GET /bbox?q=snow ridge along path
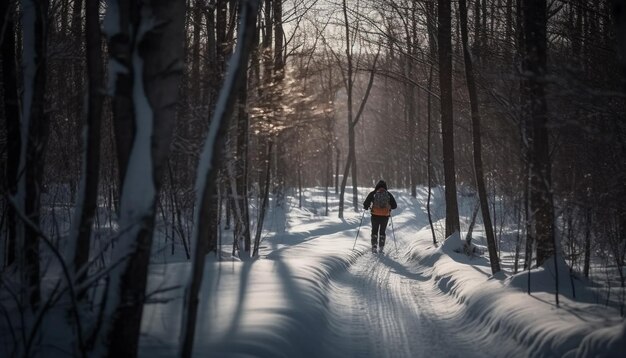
[323,252,516,358]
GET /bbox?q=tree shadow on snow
[378,254,430,282]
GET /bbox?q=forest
[1,0,625,357]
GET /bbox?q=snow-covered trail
[315,189,524,357]
[322,231,520,358]
[139,189,525,357]
[325,252,451,357]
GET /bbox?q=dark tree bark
[73,0,104,290]
[253,142,272,256]
[458,0,501,273]
[204,0,220,254]
[474,0,481,57]
[191,0,202,104]
[426,65,437,246]
[235,58,251,257]
[71,0,83,36]
[274,0,284,79]
[338,0,356,218]
[335,147,340,194]
[438,0,461,238]
[263,0,272,80]
[1,0,20,267]
[20,0,50,309]
[204,0,218,109]
[406,3,418,198]
[505,0,513,56]
[522,0,555,266]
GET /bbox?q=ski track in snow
[322,249,519,358]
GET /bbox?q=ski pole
[352,210,367,251]
[390,214,398,253]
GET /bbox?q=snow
[139,187,625,357]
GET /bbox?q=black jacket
[363,181,397,216]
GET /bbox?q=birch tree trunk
[97,1,185,356]
[180,2,259,356]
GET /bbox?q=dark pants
[371,215,389,248]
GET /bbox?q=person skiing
[363,180,397,253]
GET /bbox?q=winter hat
[375,180,387,190]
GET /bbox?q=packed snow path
[325,253,468,357]
[322,244,520,357]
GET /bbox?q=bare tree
[18,0,50,309]
[1,0,20,267]
[457,0,500,273]
[336,0,380,218]
[522,0,555,266]
[73,0,104,289]
[437,0,461,239]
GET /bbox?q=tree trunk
[458,0,501,273]
[337,0,358,215]
[19,0,50,309]
[1,0,19,267]
[338,148,352,219]
[505,0,513,56]
[464,202,480,244]
[235,58,251,257]
[335,147,340,194]
[326,139,331,216]
[438,0,461,239]
[204,0,218,109]
[426,65,437,246]
[522,0,555,267]
[514,197,522,273]
[583,207,591,277]
[405,34,417,198]
[98,1,185,356]
[191,0,202,104]
[274,0,284,79]
[298,150,303,208]
[474,0,481,57]
[73,0,104,290]
[253,141,272,256]
[180,2,259,356]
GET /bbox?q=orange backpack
[371,188,391,216]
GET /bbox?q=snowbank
[408,225,625,358]
[141,203,367,357]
